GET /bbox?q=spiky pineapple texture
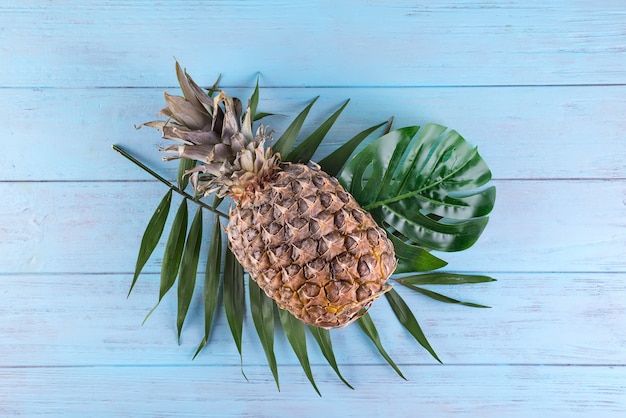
[227,162,395,328]
[142,64,396,328]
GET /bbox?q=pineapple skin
[227,163,396,329]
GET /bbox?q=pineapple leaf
[384,288,442,363]
[176,207,203,343]
[356,313,406,380]
[176,61,205,112]
[399,272,496,285]
[177,158,196,191]
[129,189,172,297]
[278,309,321,396]
[308,326,354,390]
[224,246,246,374]
[194,213,223,359]
[387,233,448,274]
[249,279,279,390]
[398,282,491,308]
[318,121,388,177]
[242,77,260,141]
[164,92,207,131]
[206,73,222,98]
[340,124,496,253]
[272,96,319,158]
[248,76,260,122]
[284,99,349,164]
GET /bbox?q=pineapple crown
[142,63,279,200]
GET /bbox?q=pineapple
[144,64,396,328]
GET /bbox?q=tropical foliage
[114,77,496,394]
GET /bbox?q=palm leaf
[385,288,441,363]
[129,189,172,296]
[356,313,405,380]
[159,199,188,300]
[308,326,354,389]
[272,96,319,158]
[400,284,491,308]
[284,100,349,163]
[278,309,321,396]
[398,272,496,285]
[142,198,188,324]
[223,246,246,375]
[318,121,388,177]
[340,124,495,255]
[176,206,203,342]
[249,279,279,390]
[194,214,223,359]
[177,158,196,191]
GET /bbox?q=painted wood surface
[1,1,625,417]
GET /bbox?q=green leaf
[224,247,246,371]
[340,124,495,253]
[285,99,349,163]
[340,126,417,203]
[177,158,196,191]
[159,199,188,300]
[384,288,441,363]
[253,111,274,122]
[248,76,260,121]
[176,207,203,343]
[374,204,489,252]
[129,190,172,297]
[207,74,222,97]
[193,214,223,359]
[272,96,319,158]
[242,77,260,141]
[387,233,448,274]
[399,272,496,285]
[143,198,188,324]
[398,282,491,308]
[278,309,321,396]
[308,326,354,390]
[318,121,388,177]
[356,313,406,380]
[249,279,279,390]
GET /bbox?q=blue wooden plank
[1,365,624,417]
[1,0,624,416]
[0,181,623,274]
[0,273,624,367]
[2,86,626,181]
[1,1,625,87]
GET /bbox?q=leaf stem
[112,144,229,218]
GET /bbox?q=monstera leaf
[339,124,495,264]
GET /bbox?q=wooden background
[1,1,625,416]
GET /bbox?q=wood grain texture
[0,273,624,367]
[1,366,624,417]
[0,180,623,274]
[1,1,625,87]
[1,0,625,416]
[3,86,626,181]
